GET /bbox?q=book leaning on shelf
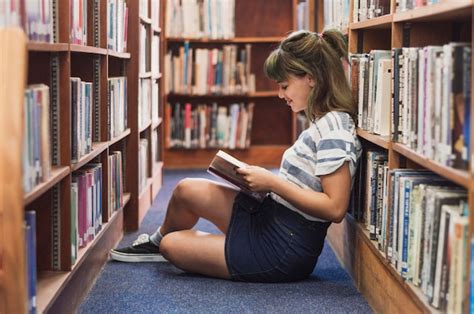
[207,150,266,202]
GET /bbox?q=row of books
[165,0,235,39]
[349,43,472,170]
[71,163,103,257]
[164,43,256,96]
[138,138,148,193]
[71,78,93,163]
[354,150,469,312]
[353,0,390,23]
[139,78,152,130]
[23,84,52,194]
[70,0,88,45]
[151,129,160,175]
[323,0,350,32]
[392,44,471,170]
[108,151,124,219]
[108,77,128,140]
[139,78,161,131]
[0,0,55,42]
[349,50,391,137]
[150,0,160,31]
[107,0,128,53]
[395,0,440,13]
[296,1,310,31]
[24,211,37,314]
[165,102,254,150]
[139,23,150,74]
[24,156,123,313]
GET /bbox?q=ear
[307,75,315,88]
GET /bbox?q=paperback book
[207,150,266,202]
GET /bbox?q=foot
[109,233,167,262]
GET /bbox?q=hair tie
[316,32,324,40]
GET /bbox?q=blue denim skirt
[225,192,331,283]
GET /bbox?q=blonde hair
[264,29,356,123]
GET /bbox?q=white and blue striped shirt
[271,111,362,222]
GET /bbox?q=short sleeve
[314,129,358,176]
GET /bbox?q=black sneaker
[109,233,166,262]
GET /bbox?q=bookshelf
[314,0,474,312]
[162,0,298,168]
[0,0,163,312]
[0,27,28,314]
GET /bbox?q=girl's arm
[236,162,351,223]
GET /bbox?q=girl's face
[277,74,314,112]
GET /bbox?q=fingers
[235,166,250,175]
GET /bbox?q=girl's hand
[236,166,276,192]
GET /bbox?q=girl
[110,29,362,283]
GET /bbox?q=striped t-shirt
[271,111,362,222]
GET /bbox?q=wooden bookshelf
[320,1,474,313]
[124,0,164,231]
[24,166,70,206]
[1,0,164,311]
[356,128,391,149]
[350,14,393,30]
[163,0,297,168]
[166,36,285,43]
[0,27,28,314]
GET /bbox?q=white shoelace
[132,233,150,246]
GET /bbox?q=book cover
[207,150,266,202]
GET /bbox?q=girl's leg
[158,178,239,279]
[160,230,230,279]
[160,178,239,235]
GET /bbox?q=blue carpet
[79,169,372,313]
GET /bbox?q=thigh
[174,178,239,233]
[160,230,230,279]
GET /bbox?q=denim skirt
[225,192,331,283]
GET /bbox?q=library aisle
[79,169,371,313]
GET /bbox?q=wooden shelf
[356,128,390,149]
[24,166,70,205]
[139,72,152,78]
[140,15,152,25]
[166,36,284,43]
[108,128,131,146]
[355,220,434,312]
[107,50,131,59]
[350,14,393,29]
[139,121,152,133]
[393,1,472,22]
[327,215,433,313]
[37,204,125,313]
[152,118,163,130]
[27,42,69,52]
[69,44,107,55]
[167,91,279,99]
[392,143,471,188]
[71,142,109,172]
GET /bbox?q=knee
[159,232,182,264]
[172,178,207,204]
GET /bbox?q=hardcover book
[207,150,266,202]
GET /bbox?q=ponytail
[320,29,348,62]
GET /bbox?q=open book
[207,150,267,202]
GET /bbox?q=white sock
[149,226,163,247]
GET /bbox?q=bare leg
[158,178,239,279]
[160,178,238,235]
[160,230,230,279]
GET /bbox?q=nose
[278,87,285,99]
